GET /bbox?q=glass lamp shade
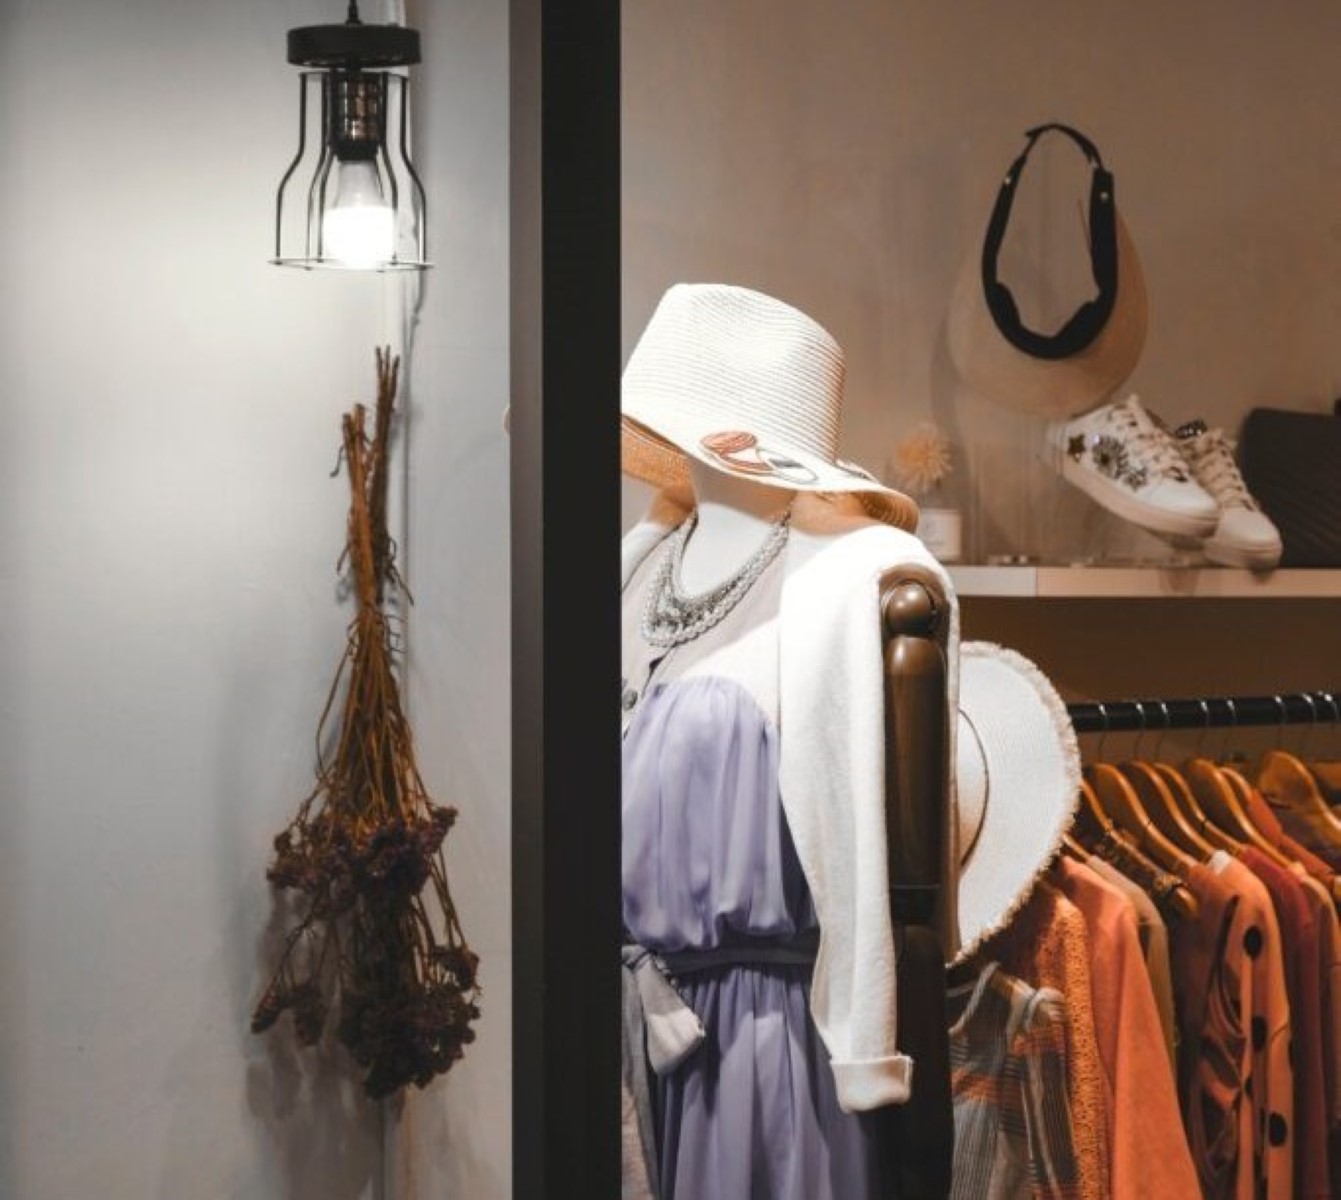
[323,160,396,268]
[273,69,428,271]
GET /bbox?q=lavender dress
[622,537,882,1200]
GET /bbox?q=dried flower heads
[890,421,954,498]
[252,348,480,1099]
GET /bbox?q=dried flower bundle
[252,348,480,1099]
[890,421,954,498]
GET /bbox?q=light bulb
[322,160,395,268]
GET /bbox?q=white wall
[389,1,512,1198]
[0,2,510,1198]
[622,0,1341,564]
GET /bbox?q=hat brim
[622,413,920,533]
[952,641,1081,964]
[947,214,1148,420]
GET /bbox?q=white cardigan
[622,493,960,1113]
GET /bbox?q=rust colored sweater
[1053,858,1199,1200]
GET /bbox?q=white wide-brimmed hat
[953,640,1081,962]
[622,283,920,532]
[947,125,1148,420]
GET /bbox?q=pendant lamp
[273,2,429,271]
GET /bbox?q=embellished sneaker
[1173,420,1283,569]
[1047,395,1221,539]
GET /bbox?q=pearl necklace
[641,509,791,648]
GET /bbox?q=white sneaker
[1172,420,1283,569]
[1047,395,1221,539]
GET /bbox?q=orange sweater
[1054,858,1200,1200]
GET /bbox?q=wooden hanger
[1061,831,1089,862]
[1168,698,1285,864]
[1075,709,1198,918]
[1201,694,1341,890]
[1182,755,1284,860]
[1121,759,1216,859]
[1217,748,1263,814]
[1219,761,1296,868]
[1115,700,1217,858]
[1258,695,1341,838]
[1258,747,1341,841]
[1308,760,1341,805]
[1303,692,1341,803]
[1205,697,1249,815]
[1142,702,1244,852]
[1153,762,1241,856]
[1086,761,1197,878]
[1291,691,1341,807]
[1218,761,1252,804]
[1074,776,1116,846]
[1073,806,1198,921]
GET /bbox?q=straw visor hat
[953,641,1081,963]
[947,126,1148,420]
[622,283,919,532]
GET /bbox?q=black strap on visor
[980,122,1119,361]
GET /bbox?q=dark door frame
[510,1,621,1196]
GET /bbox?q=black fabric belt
[655,930,820,976]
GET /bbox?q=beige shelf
[948,564,1341,600]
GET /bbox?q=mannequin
[681,461,954,956]
[622,474,954,1199]
[678,461,794,594]
[619,281,956,1200]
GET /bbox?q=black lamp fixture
[273,2,429,271]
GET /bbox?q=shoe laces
[1105,396,1191,481]
[1176,423,1256,509]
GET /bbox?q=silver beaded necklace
[641,508,791,648]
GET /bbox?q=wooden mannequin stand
[880,571,954,1200]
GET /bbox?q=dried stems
[252,347,480,1099]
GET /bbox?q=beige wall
[623,0,1341,704]
[623,0,1341,564]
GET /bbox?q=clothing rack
[1067,689,1341,734]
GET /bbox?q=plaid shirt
[950,962,1084,1200]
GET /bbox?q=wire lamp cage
[273,2,429,271]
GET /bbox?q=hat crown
[623,283,844,463]
[621,283,920,532]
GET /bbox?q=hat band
[956,710,989,865]
[981,122,1119,361]
[699,431,821,486]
